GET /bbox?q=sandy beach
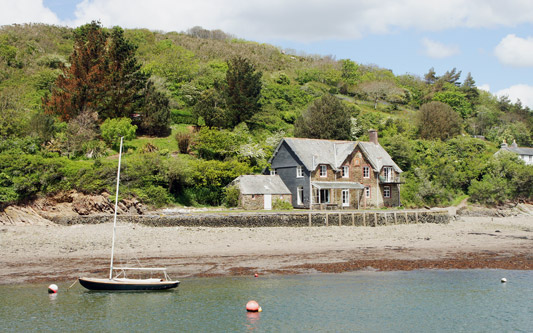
[1,214,532,284]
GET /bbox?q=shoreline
[1,216,532,284]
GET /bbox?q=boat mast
[109,137,124,280]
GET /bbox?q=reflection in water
[245,311,261,330]
[1,270,532,332]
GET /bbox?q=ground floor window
[384,186,390,198]
[314,188,330,203]
[365,186,370,198]
[297,186,304,205]
[320,189,330,203]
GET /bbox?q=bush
[170,109,196,125]
[272,199,293,210]
[176,132,191,154]
[469,176,511,206]
[133,185,170,208]
[100,118,137,149]
[224,185,240,207]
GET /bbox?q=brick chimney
[368,129,378,145]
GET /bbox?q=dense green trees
[224,56,262,127]
[469,152,533,205]
[418,101,462,140]
[294,94,352,140]
[42,21,169,136]
[1,23,532,209]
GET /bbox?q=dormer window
[341,166,349,178]
[320,165,327,177]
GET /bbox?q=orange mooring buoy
[246,300,261,312]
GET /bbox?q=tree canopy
[294,94,351,140]
[418,101,462,140]
[224,56,262,127]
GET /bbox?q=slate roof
[232,175,291,195]
[358,142,403,173]
[274,137,402,173]
[282,138,356,171]
[500,146,533,156]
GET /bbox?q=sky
[2,0,533,108]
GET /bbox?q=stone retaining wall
[51,210,450,227]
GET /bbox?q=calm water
[1,270,531,332]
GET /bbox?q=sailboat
[79,137,179,291]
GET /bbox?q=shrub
[272,199,293,210]
[133,185,170,208]
[100,117,137,149]
[224,185,240,207]
[170,109,196,125]
[175,132,191,154]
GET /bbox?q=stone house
[267,130,403,209]
[230,175,292,210]
[497,140,533,165]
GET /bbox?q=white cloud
[478,84,491,92]
[421,38,460,58]
[58,0,533,42]
[0,0,59,26]
[494,34,533,67]
[4,1,533,42]
[496,84,533,108]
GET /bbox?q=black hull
[79,278,179,291]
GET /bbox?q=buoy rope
[66,279,78,291]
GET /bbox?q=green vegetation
[1,23,532,209]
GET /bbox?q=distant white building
[498,140,533,165]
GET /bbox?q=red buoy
[254,273,258,278]
[48,284,58,294]
[246,300,260,312]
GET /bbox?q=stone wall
[51,210,450,227]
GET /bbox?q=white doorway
[342,189,349,207]
[264,194,272,210]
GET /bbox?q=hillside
[0,23,532,209]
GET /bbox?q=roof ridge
[284,137,355,144]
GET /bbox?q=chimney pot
[501,140,508,148]
[369,129,378,145]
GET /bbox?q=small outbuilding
[497,140,533,165]
[230,175,292,210]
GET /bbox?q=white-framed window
[320,165,327,177]
[384,186,390,198]
[296,165,303,178]
[270,169,277,175]
[319,189,330,203]
[365,186,370,198]
[363,166,370,178]
[297,186,304,205]
[342,189,349,206]
[341,166,349,178]
[383,167,393,182]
